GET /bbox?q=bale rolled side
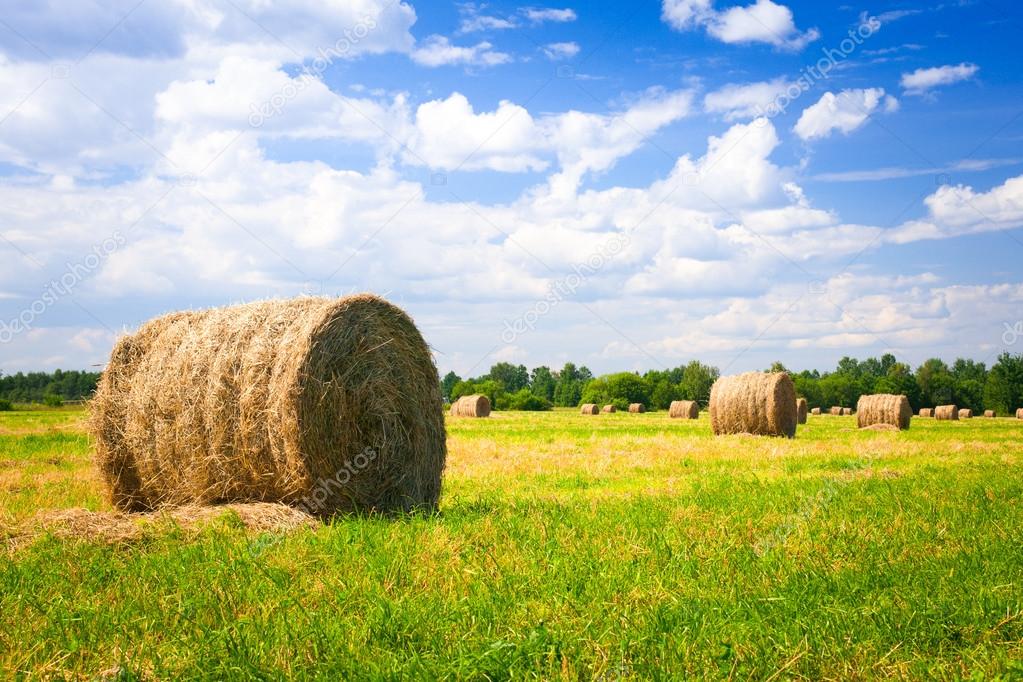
[580,403,599,415]
[984,410,995,418]
[934,405,959,420]
[450,394,491,418]
[796,398,808,424]
[91,295,446,516]
[958,408,973,419]
[628,403,645,413]
[856,394,911,431]
[669,400,699,419]
[919,408,933,418]
[601,404,617,413]
[709,372,797,438]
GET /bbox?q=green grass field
[2,407,1022,679]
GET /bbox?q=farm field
[2,406,1022,679]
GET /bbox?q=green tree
[529,366,556,402]
[581,372,652,410]
[500,388,552,411]
[916,358,954,407]
[984,353,1023,415]
[679,361,719,406]
[874,362,921,409]
[440,371,461,401]
[486,362,529,392]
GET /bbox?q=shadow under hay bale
[450,394,491,418]
[709,371,797,438]
[91,295,446,517]
[796,398,808,424]
[919,408,933,418]
[934,405,959,420]
[628,403,645,413]
[601,405,616,413]
[580,403,599,415]
[669,400,698,419]
[856,394,911,431]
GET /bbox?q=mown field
[1,406,1022,679]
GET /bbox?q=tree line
[442,353,1023,415]
[0,370,101,404]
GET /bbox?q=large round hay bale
[580,403,599,415]
[810,407,821,415]
[934,404,959,420]
[450,394,491,418]
[984,410,995,418]
[830,406,842,416]
[856,394,911,431]
[796,398,808,424]
[628,403,645,413]
[91,295,446,516]
[601,404,616,413]
[709,372,797,438]
[919,408,933,418]
[669,400,699,419]
[958,408,973,419]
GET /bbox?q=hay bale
[919,408,933,418]
[984,410,995,418]
[628,403,645,413]
[1017,408,1023,420]
[856,394,911,431]
[450,394,491,418]
[796,398,808,424]
[580,403,599,415]
[91,295,446,516]
[830,406,842,416]
[709,372,797,438]
[601,404,616,413]
[934,404,959,420]
[842,407,853,416]
[810,407,821,415]
[669,400,699,419]
[958,408,973,419]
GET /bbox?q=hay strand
[856,394,911,431]
[709,372,797,438]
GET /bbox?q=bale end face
[709,372,797,438]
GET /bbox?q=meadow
[1,406,1022,679]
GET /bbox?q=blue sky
[1,0,1022,377]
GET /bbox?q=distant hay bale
[628,403,645,413]
[601,404,616,413]
[856,394,911,431]
[450,394,491,418]
[669,400,699,419]
[958,408,973,419]
[796,398,807,424]
[580,403,599,415]
[1017,408,1023,420]
[810,407,821,415]
[919,408,933,418]
[842,407,853,416]
[934,405,959,420]
[90,295,446,517]
[984,410,995,418]
[830,406,842,416]
[709,372,797,438]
